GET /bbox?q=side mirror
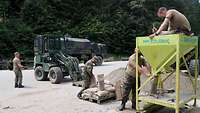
[47,57,52,61]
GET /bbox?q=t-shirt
[125,54,147,77]
[166,9,191,31]
[12,57,21,71]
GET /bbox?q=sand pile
[105,68,200,113]
[140,71,200,97]
[105,68,200,96]
[104,68,125,86]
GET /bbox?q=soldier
[150,7,192,37]
[13,52,24,88]
[77,56,98,98]
[118,49,150,111]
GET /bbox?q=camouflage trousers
[77,71,96,99]
[83,72,91,89]
[83,68,96,88]
[121,72,140,108]
[14,70,23,85]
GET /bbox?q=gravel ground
[0,61,199,113]
[0,61,128,113]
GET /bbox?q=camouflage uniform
[13,57,23,87]
[83,59,96,88]
[121,54,147,109]
[77,59,96,98]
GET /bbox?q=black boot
[77,91,82,99]
[15,83,18,88]
[18,84,24,88]
[118,102,126,111]
[77,88,85,99]
[132,104,136,110]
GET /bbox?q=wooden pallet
[81,86,116,104]
[82,96,116,104]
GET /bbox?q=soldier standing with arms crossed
[13,52,24,88]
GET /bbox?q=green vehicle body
[34,35,82,84]
[64,36,107,65]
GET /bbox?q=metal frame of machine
[136,34,198,113]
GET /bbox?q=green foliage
[0,18,34,58]
[0,0,200,58]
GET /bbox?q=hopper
[137,34,198,70]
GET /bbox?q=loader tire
[95,56,103,66]
[49,67,63,84]
[34,66,48,81]
[189,59,200,77]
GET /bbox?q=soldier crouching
[77,56,98,98]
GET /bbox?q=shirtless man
[150,7,191,37]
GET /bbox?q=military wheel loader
[34,35,83,84]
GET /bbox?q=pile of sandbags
[104,68,126,100]
[81,68,126,103]
[81,84,115,103]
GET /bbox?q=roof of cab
[65,37,90,43]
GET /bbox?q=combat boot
[77,92,82,99]
[18,84,24,88]
[118,102,126,111]
[132,100,136,110]
[132,104,136,110]
[14,83,18,88]
[77,88,85,99]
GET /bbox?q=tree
[0,0,199,58]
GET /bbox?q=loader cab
[34,35,43,55]
[34,35,63,70]
[34,35,62,54]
